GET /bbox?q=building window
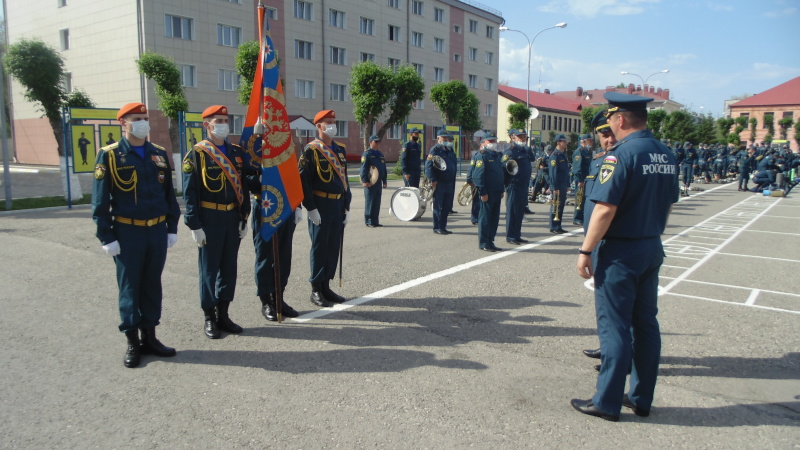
[388,58,400,71]
[485,78,493,90]
[334,120,348,138]
[388,0,400,8]
[547,116,552,130]
[434,7,444,22]
[265,7,278,19]
[329,9,345,28]
[330,83,347,102]
[412,0,423,15]
[295,40,313,60]
[434,67,444,82]
[469,19,478,33]
[485,104,493,117]
[217,24,241,47]
[413,63,424,77]
[360,52,375,62]
[453,24,461,33]
[468,47,477,61]
[295,79,315,98]
[388,124,402,139]
[412,31,423,48]
[59,28,70,50]
[453,53,461,62]
[330,46,346,65]
[388,25,401,42]
[468,74,477,88]
[486,25,494,39]
[61,72,72,93]
[360,17,374,35]
[433,37,444,53]
[413,99,425,110]
[294,0,312,20]
[165,14,193,40]
[228,114,244,135]
[180,65,196,88]
[485,51,494,65]
[218,69,240,91]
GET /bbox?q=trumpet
[552,190,561,222]
[432,155,447,171]
[420,176,435,202]
[457,182,477,206]
[575,184,585,211]
[505,159,519,175]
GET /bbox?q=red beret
[117,102,147,120]
[313,110,335,124]
[202,105,229,118]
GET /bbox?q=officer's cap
[508,128,517,136]
[554,134,567,142]
[544,144,553,152]
[482,134,497,142]
[408,127,421,134]
[202,105,228,119]
[591,109,611,134]
[436,129,452,138]
[603,92,653,115]
[514,129,528,137]
[313,109,336,124]
[580,134,592,140]
[684,141,692,147]
[369,134,381,142]
[117,102,147,120]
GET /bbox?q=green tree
[795,120,800,146]
[235,40,260,106]
[662,111,695,143]
[4,38,68,156]
[748,117,758,142]
[507,102,530,134]
[457,91,482,155]
[694,114,716,144]
[65,89,95,108]
[349,61,425,148]
[430,80,470,125]
[763,113,775,137]
[615,82,627,88]
[580,106,598,134]
[778,116,794,140]
[136,52,189,152]
[716,117,734,141]
[647,109,667,139]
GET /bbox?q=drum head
[391,187,423,221]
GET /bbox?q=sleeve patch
[599,164,615,184]
[182,159,194,173]
[94,164,106,180]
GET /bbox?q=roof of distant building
[499,85,582,115]
[730,76,800,108]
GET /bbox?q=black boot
[203,308,220,339]
[310,282,333,307]
[322,280,346,304]
[217,301,243,333]
[140,327,176,357]
[123,330,141,368]
[260,294,278,322]
[279,291,300,318]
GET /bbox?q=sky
[492,0,800,117]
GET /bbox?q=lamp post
[500,22,567,138]
[620,69,669,91]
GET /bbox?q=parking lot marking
[745,230,800,237]
[668,292,800,315]
[745,289,761,306]
[717,252,800,264]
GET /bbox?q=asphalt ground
[0,172,798,448]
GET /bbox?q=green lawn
[0,194,92,211]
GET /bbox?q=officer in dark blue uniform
[738,146,757,191]
[572,92,679,422]
[504,130,533,244]
[680,141,697,196]
[572,134,593,226]
[400,127,423,188]
[299,110,352,308]
[183,105,250,339]
[360,135,388,227]
[425,129,457,234]
[472,135,504,251]
[531,145,552,200]
[548,134,570,234]
[466,144,481,226]
[92,102,181,368]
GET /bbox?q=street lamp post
[500,22,567,138]
[620,69,670,91]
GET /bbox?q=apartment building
[6,0,503,164]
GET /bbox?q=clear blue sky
[492,0,799,116]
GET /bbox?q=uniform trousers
[363,184,382,225]
[591,237,663,415]
[307,195,344,283]
[253,214,296,297]
[470,191,480,224]
[680,163,694,186]
[196,210,241,310]
[404,172,420,188]
[478,192,502,248]
[431,181,455,231]
[549,186,568,231]
[114,222,168,332]
[505,184,526,239]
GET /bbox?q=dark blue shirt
[359,148,387,184]
[503,143,533,188]
[469,149,504,195]
[399,140,422,175]
[424,144,457,183]
[548,149,570,189]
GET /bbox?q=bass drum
[390,187,426,221]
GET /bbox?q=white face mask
[210,123,229,140]
[129,120,150,139]
[485,143,497,151]
[323,124,337,137]
[442,141,453,149]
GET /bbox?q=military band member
[183,105,250,339]
[473,135,505,251]
[572,134,593,226]
[548,134,570,234]
[531,145,552,200]
[466,154,480,226]
[504,130,533,244]
[680,141,697,196]
[92,102,180,368]
[360,135,388,227]
[299,110,352,308]
[425,129,457,235]
[400,127,423,187]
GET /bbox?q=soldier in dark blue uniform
[400,127,423,188]
[92,102,180,368]
[425,129,457,235]
[572,134,593,226]
[503,130,533,244]
[548,134,570,234]
[183,105,250,339]
[466,144,481,226]
[360,135,388,227]
[572,93,679,422]
[472,135,504,251]
[680,141,697,196]
[738,146,757,191]
[299,110,352,308]
[531,145,552,200]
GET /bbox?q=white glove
[294,208,303,225]
[238,221,248,239]
[308,209,321,226]
[167,233,178,248]
[191,228,207,247]
[343,210,350,226]
[102,241,121,257]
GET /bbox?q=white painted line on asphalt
[717,252,800,264]
[678,279,800,298]
[294,229,581,322]
[745,230,800,236]
[662,264,690,269]
[676,183,733,202]
[745,289,761,306]
[760,215,799,220]
[665,292,800,315]
[664,255,702,260]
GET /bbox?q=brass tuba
[457,182,477,206]
[420,176,435,202]
[505,159,519,175]
[432,154,447,171]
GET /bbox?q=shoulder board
[152,143,166,151]
[228,142,244,151]
[334,141,346,150]
[100,142,119,152]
